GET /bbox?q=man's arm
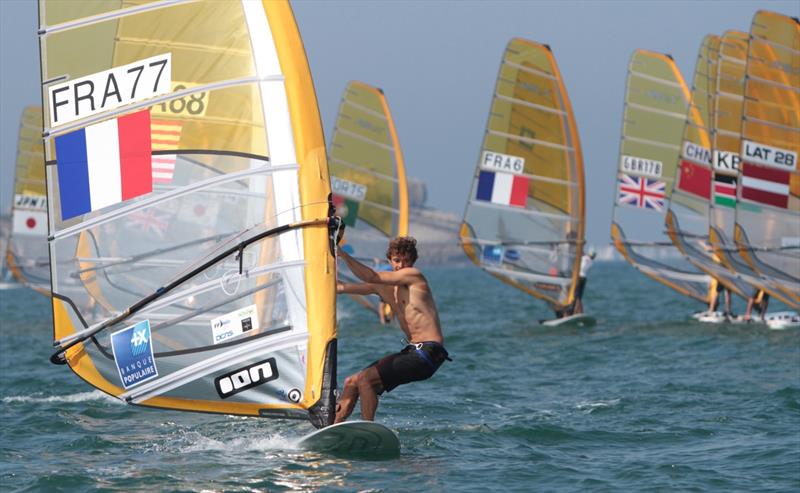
[337,282,379,296]
[339,248,421,286]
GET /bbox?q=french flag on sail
[55,110,152,220]
[475,171,528,208]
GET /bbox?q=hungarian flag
[677,160,711,199]
[713,174,737,208]
[741,163,790,209]
[333,194,359,227]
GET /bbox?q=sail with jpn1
[611,49,711,304]
[460,38,586,316]
[40,0,340,428]
[6,106,50,295]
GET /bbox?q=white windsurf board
[541,313,596,328]
[296,420,400,456]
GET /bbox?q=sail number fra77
[47,53,172,128]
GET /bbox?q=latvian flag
[55,110,152,220]
[741,163,790,209]
[475,171,528,208]
[151,119,183,184]
[713,174,737,208]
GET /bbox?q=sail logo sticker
[742,140,797,171]
[110,320,158,389]
[621,155,662,178]
[215,358,279,398]
[682,142,712,165]
[481,151,525,175]
[713,151,741,174]
[211,304,260,344]
[48,53,171,128]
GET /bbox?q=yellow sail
[6,106,50,295]
[665,34,755,301]
[611,50,710,303]
[328,81,409,318]
[41,0,338,427]
[734,11,800,306]
[460,38,585,312]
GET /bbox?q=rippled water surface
[1,262,798,492]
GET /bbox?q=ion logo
[215,358,279,398]
[287,388,302,403]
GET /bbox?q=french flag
[55,110,152,220]
[475,171,528,208]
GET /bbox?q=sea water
[1,262,798,492]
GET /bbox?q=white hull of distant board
[695,311,799,329]
[541,314,597,328]
[296,420,400,456]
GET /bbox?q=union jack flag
[129,208,170,237]
[617,173,666,211]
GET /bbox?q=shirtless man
[335,236,449,423]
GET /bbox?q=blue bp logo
[110,320,158,389]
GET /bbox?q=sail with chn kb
[460,38,586,318]
[6,106,50,295]
[41,0,340,428]
[611,49,711,304]
[706,30,795,306]
[733,11,800,307]
[328,81,409,322]
[665,34,756,304]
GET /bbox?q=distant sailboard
[460,38,587,320]
[611,49,711,305]
[328,81,409,320]
[540,313,596,328]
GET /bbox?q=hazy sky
[1,0,797,245]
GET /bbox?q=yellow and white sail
[41,0,338,427]
[6,106,50,295]
[734,11,800,307]
[611,50,710,303]
[328,81,409,317]
[460,38,585,313]
[666,34,755,301]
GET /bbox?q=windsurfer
[572,248,596,315]
[335,236,449,423]
[743,289,770,322]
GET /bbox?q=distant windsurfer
[335,236,449,423]
[743,289,770,322]
[571,247,596,315]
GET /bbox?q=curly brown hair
[386,236,418,264]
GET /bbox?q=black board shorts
[575,276,587,299]
[369,342,450,393]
